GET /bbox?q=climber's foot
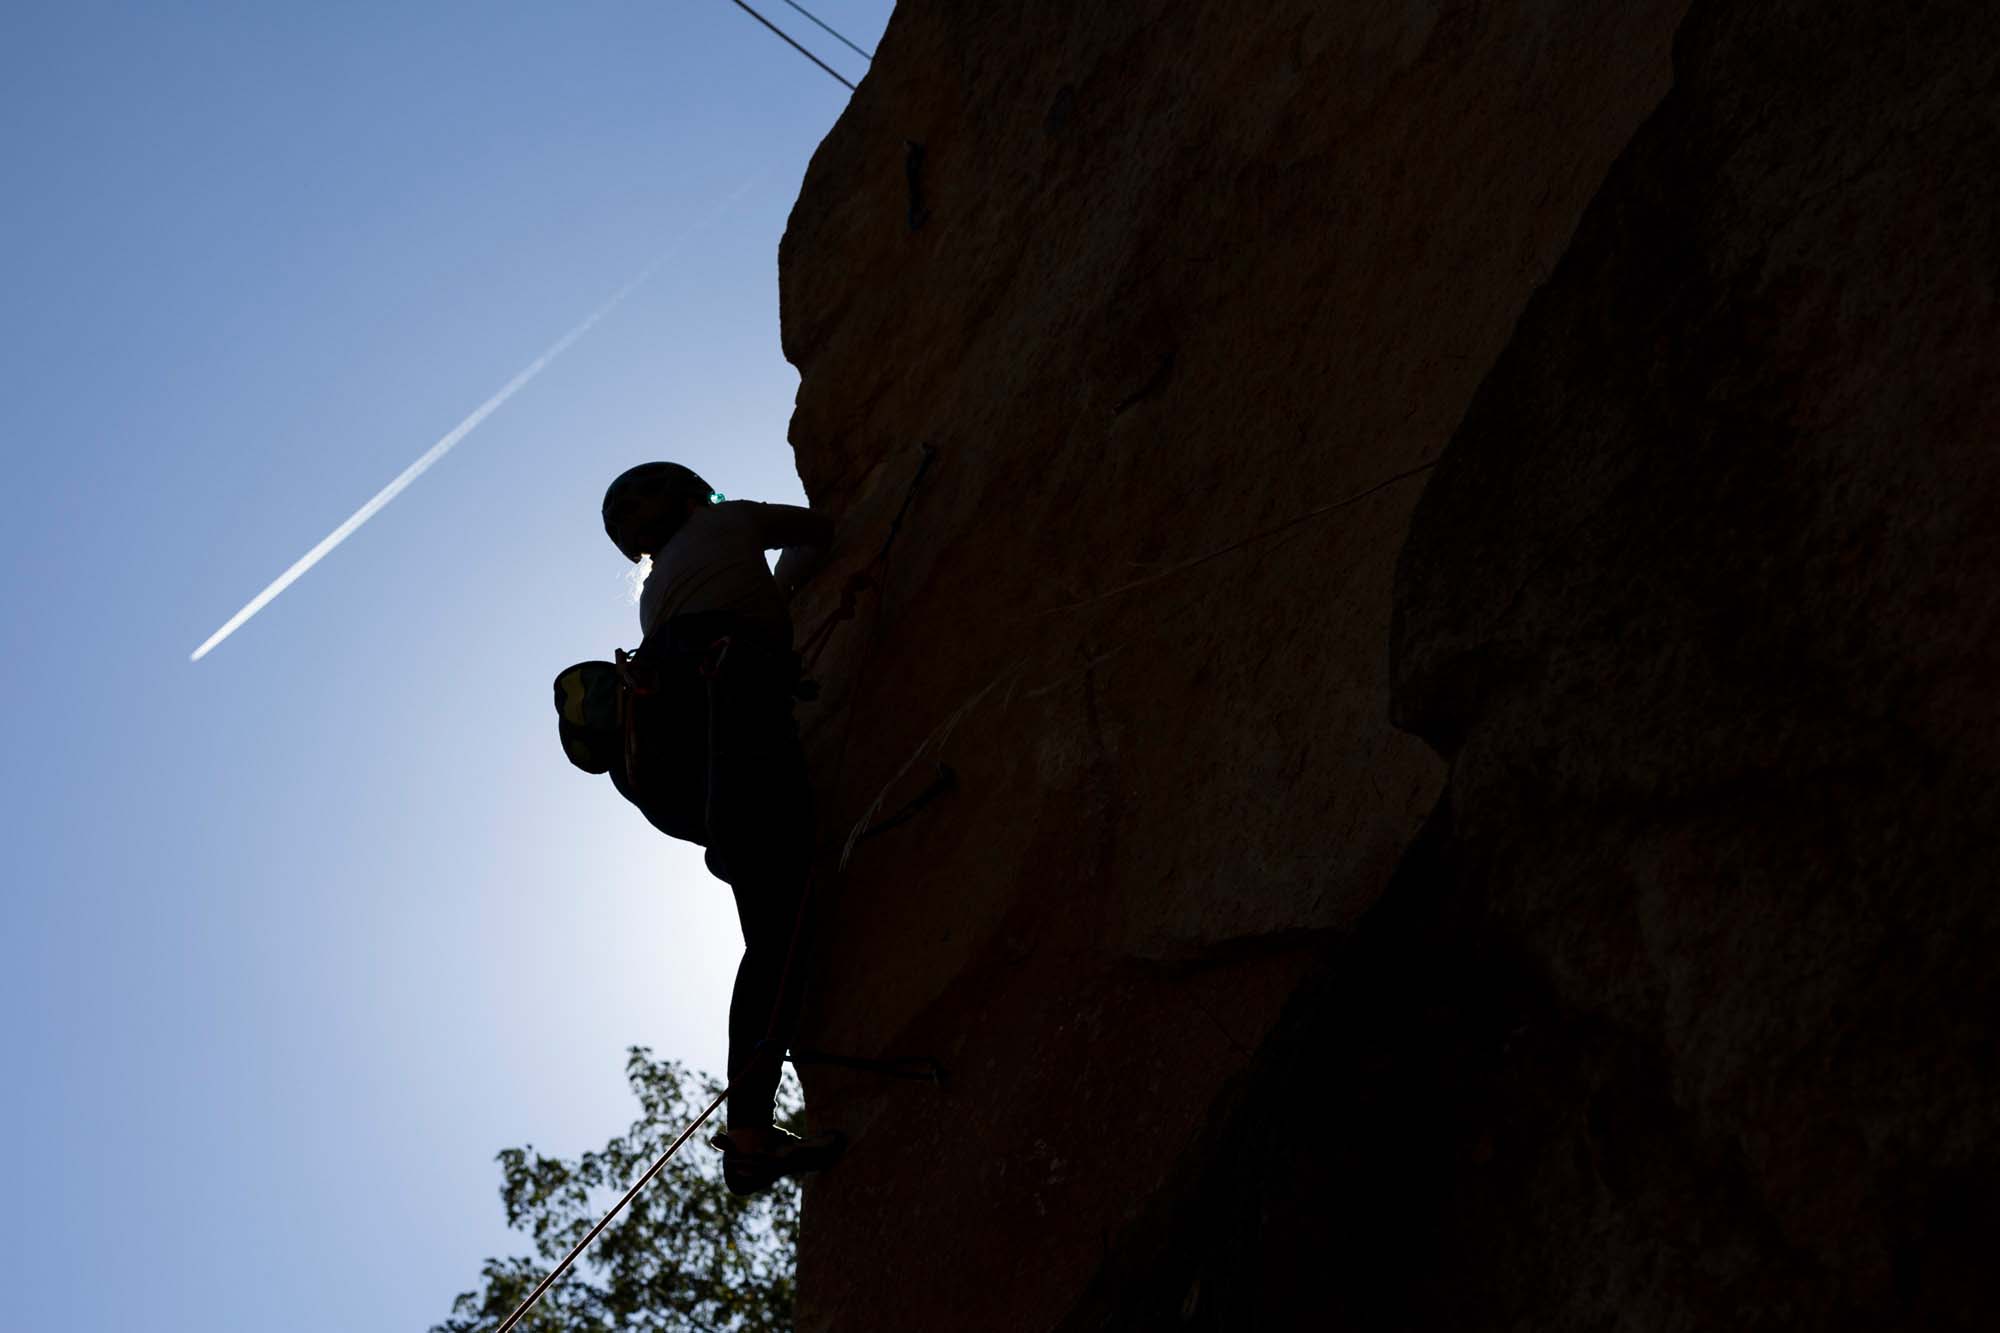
[710,1124,846,1196]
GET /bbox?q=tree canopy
[435,1048,801,1333]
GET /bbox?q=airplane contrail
[188,263,655,661]
[190,181,761,663]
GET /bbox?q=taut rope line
[727,0,858,92]
[777,0,876,62]
[492,1086,729,1333]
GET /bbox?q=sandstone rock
[1386,2,2000,1325]
[775,3,1704,1327]
[1068,2,1999,1329]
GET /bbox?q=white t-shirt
[638,501,827,644]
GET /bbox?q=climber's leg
[718,846,803,1130]
[704,672,815,1135]
[705,726,843,1195]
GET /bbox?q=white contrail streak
[188,262,658,662]
[189,179,764,663]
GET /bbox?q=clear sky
[0,3,892,1328]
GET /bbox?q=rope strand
[493,1086,729,1333]
[778,0,876,62]
[727,0,857,92]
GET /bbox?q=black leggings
[688,634,815,1130]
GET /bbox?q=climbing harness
[612,647,653,789]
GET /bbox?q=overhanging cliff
[774,3,1999,1329]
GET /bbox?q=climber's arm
[752,502,833,550]
[755,503,835,598]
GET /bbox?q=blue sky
[0,3,891,1328]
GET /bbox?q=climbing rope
[776,0,876,63]
[851,763,956,846]
[726,0,859,92]
[493,1084,728,1333]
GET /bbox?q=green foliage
[435,1048,802,1333]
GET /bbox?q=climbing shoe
[710,1125,846,1195]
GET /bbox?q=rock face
[775,2,1998,1329]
